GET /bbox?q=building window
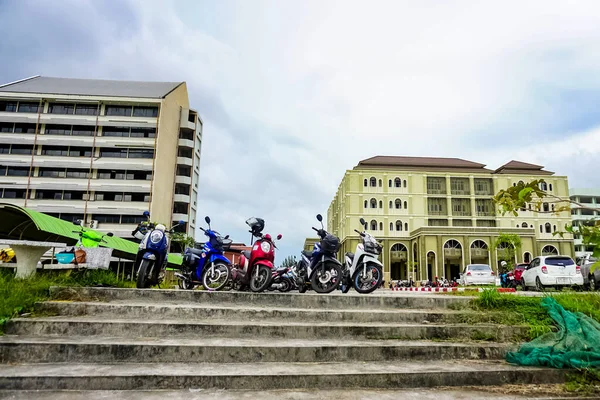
[379,222,383,231]
[476,220,496,227]
[71,126,95,137]
[14,123,36,133]
[404,201,408,209]
[39,168,66,178]
[127,149,154,159]
[543,203,549,212]
[94,214,121,224]
[175,184,190,196]
[521,222,528,228]
[121,215,146,224]
[10,145,33,155]
[394,177,401,188]
[404,222,408,231]
[68,147,93,157]
[388,180,392,187]
[364,179,367,187]
[428,219,448,227]
[396,220,402,231]
[99,148,128,158]
[1,189,26,199]
[102,127,130,137]
[74,104,98,116]
[0,101,17,112]
[0,144,9,154]
[389,222,393,231]
[0,123,13,132]
[36,190,63,200]
[388,200,392,208]
[6,167,29,176]
[378,179,382,187]
[46,125,72,135]
[364,200,368,208]
[368,177,376,187]
[370,220,377,230]
[176,166,191,177]
[403,180,407,187]
[370,198,377,208]
[553,225,557,232]
[549,184,553,191]
[48,103,75,114]
[17,102,40,113]
[130,128,156,138]
[105,105,133,117]
[395,199,401,209]
[66,169,89,179]
[178,148,193,158]
[132,106,158,118]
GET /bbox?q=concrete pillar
[12,245,52,278]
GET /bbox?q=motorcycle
[340,217,383,294]
[230,217,282,292]
[175,216,232,291]
[73,221,114,247]
[267,266,295,292]
[296,214,343,294]
[134,211,184,289]
[500,271,518,289]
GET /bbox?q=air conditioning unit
[89,220,98,229]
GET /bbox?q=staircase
[0,287,565,396]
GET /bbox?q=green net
[507,297,600,369]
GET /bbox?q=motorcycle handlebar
[354,229,365,237]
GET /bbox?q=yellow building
[326,156,574,282]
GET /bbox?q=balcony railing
[427,189,446,195]
[453,211,472,217]
[390,251,407,261]
[451,189,470,195]
[444,248,462,257]
[474,190,493,196]
[428,210,447,216]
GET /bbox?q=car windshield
[468,265,491,271]
[545,257,575,266]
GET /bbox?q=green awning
[0,203,182,265]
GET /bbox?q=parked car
[460,264,495,286]
[580,257,599,291]
[522,255,583,291]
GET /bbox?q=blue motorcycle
[176,216,232,291]
[134,211,184,289]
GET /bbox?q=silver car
[580,257,600,291]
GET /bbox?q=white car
[522,255,583,291]
[461,264,496,286]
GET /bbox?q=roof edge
[0,75,40,89]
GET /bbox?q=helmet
[501,261,507,267]
[245,217,265,235]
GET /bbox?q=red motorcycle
[230,217,282,292]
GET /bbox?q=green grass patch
[0,269,135,334]
[565,368,600,395]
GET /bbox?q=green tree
[170,232,195,253]
[280,255,296,269]
[494,179,599,269]
[493,233,522,273]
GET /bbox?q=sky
[1,0,600,261]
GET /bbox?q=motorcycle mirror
[107,232,114,237]
[204,216,211,224]
[143,211,150,218]
[277,234,282,240]
[359,217,366,225]
[224,235,230,239]
[178,220,185,226]
[73,220,81,226]
[316,214,323,222]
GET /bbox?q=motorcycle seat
[241,250,251,259]
[345,252,355,260]
[301,250,312,258]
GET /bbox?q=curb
[390,287,516,293]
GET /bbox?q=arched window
[390,222,393,231]
[516,225,519,228]
[370,177,376,187]
[379,200,383,208]
[364,179,367,187]
[389,200,392,208]
[394,178,401,188]
[404,222,408,231]
[364,200,368,208]
[396,220,402,231]
[403,201,408,209]
[539,225,543,233]
[379,222,383,231]
[395,199,401,209]
[549,184,553,191]
[471,240,488,250]
[378,179,382,187]
[521,222,528,228]
[388,180,392,187]
[524,252,532,263]
[551,204,555,211]
[370,220,377,230]
[539,182,548,191]
[528,204,532,210]
[370,198,377,208]
[545,222,551,233]
[542,245,558,256]
[403,180,407,187]
[543,203,549,212]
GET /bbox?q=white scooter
[340,217,384,294]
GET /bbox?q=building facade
[569,188,599,261]
[327,156,574,283]
[0,76,201,239]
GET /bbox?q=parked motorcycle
[296,214,343,294]
[340,217,383,294]
[267,266,295,292]
[500,271,518,289]
[73,221,114,247]
[230,217,282,292]
[134,211,184,289]
[175,216,232,291]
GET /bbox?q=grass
[0,269,135,334]
[565,368,600,395]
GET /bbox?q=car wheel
[590,275,597,291]
[535,277,544,292]
[521,279,528,291]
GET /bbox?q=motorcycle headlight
[261,241,271,253]
[150,230,164,243]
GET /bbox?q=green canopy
[0,203,182,265]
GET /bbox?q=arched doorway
[443,239,463,280]
[426,251,436,281]
[523,252,532,263]
[390,243,408,280]
[541,245,558,256]
[470,240,489,265]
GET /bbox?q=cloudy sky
[2,0,600,260]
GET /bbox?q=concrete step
[37,301,476,324]
[0,388,584,400]
[0,360,565,391]
[49,286,470,310]
[0,336,514,363]
[5,317,527,342]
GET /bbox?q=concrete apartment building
[569,188,600,261]
[0,76,201,239]
[327,156,574,283]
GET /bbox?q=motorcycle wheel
[202,262,230,291]
[340,272,351,294]
[250,265,272,292]
[178,277,194,290]
[353,264,382,294]
[136,259,153,289]
[278,279,292,292]
[311,263,342,294]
